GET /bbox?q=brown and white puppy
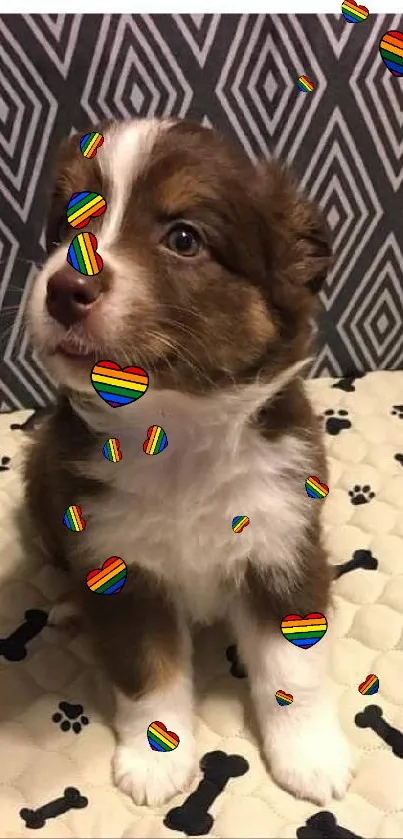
[24,118,352,807]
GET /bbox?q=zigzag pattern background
[0,13,402,409]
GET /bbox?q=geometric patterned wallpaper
[0,14,402,410]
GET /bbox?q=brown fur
[24,118,332,703]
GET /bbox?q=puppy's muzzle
[46,267,101,327]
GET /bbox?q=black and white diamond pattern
[0,13,402,409]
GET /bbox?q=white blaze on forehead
[98,118,172,249]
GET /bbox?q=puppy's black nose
[46,269,101,327]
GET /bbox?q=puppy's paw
[265,705,354,804]
[48,601,81,628]
[113,734,196,806]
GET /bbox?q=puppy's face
[28,118,331,396]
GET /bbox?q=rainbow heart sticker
[281,613,328,649]
[86,557,127,594]
[80,132,104,158]
[275,690,294,706]
[102,437,122,462]
[91,360,149,408]
[147,721,180,752]
[67,232,103,276]
[66,191,107,229]
[297,75,314,92]
[379,30,403,77]
[143,425,168,455]
[305,476,329,499]
[341,0,369,22]
[63,504,86,532]
[232,515,250,533]
[358,674,379,695]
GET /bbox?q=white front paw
[265,706,354,804]
[113,734,196,806]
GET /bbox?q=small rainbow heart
[358,674,379,695]
[379,30,403,77]
[63,504,86,532]
[232,516,250,533]
[297,75,314,92]
[91,360,149,408]
[305,476,329,499]
[341,0,369,22]
[275,690,294,706]
[143,425,168,455]
[66,191,107,229]
[281,613,328,649]
[80,132,104,158]
[86,557,127,594]
[102,437,122,462]
[147,721,180,752]
[67,232,103,276]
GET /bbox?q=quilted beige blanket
[1,370,403,838]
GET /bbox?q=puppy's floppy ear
[259,160,332,296]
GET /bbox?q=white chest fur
[73,374,312,623]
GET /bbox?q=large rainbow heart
[147,721,180,752]
[91,360,149,408]
[66,191,107,229]
[379,30,403,77]
[281,613,328,649]
[86,557,127,594]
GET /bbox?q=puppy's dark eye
[164,224,203,257]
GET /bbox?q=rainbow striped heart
[341,0,369,22]
[63,504,86,532]
[86,557,127,594]
[102,437,122,462]
[66,191,107,229]
[91,360,149,408]
[275,690,294,706]
[379,30,403,77]
[297,75,314,92]
[232,515,250,533]
[143,425,168,455]
[67,232,103,276]
[358,674,379,695]
[80,131,104,158]
[147,721,180,752]
[305,476,329,499]
[281,613,328,649]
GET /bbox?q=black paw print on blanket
[391,405,403,419]
[348,484,376,505]
[322,409,352,436]
[52,701,89,733]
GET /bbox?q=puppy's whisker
[148,330,212,386]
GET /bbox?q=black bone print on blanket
[20,787,88,829]
[355,705,403,758]
[0,609,48,661]
[10,407,50,431]
[332,372,365,393]
[164,750,249,836]
[334,549,379,579]
[296,811,363,838]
